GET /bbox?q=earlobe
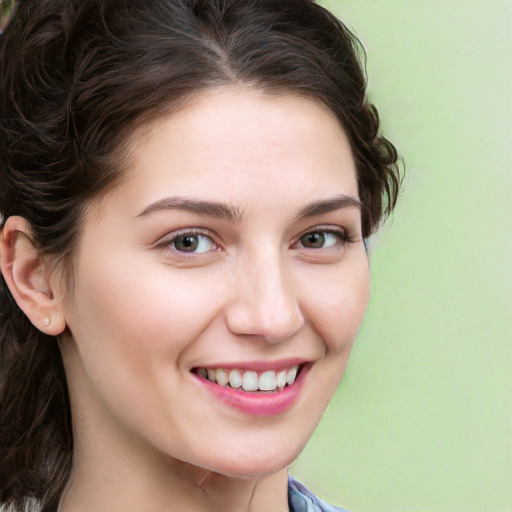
[0,216,67,336]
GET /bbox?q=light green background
[292,1,512,511]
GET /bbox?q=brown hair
[0,1,401,510]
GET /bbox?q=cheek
[308,256,370,354]
[67,253,223,372]
[62,253,228,438]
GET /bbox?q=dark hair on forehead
[0,1,401,510]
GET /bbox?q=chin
[199,442,302,479]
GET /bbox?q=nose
[225,250,305,343]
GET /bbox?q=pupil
[303,232,324,248]
[176,235,198,252]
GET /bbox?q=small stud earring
[44,318,51,327]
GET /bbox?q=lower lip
[193,366,309,416]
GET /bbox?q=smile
[193,365,300,393]
[192,363,309,416]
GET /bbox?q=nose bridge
[226,245,304,342]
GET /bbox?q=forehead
[94,87,359,220]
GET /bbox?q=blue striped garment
[288,477,349,512]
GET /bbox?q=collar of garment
[288,476,350,512]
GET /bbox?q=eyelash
[156,228,219,256]
[295,227,355,250]
[155,226,355,257]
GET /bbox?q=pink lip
[193,364,310,416]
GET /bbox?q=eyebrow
[136,194,361,223]
[136,196,244,223]
[295,195,362,220]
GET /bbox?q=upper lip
[191,358,312,372]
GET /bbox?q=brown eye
[174,235,199,252]
[170,233,215,253]
[300,232,326,248]
[298,231,344,249]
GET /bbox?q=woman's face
[59,88,370,478]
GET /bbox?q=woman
[0,1,401,511]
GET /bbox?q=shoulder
[288,476,350,512]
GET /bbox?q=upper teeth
[196,366,299,392]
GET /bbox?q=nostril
[225,267,304,341]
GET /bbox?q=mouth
[192,364,305,393]
[191,363,310,415]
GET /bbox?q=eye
[168,233,217,253]
[298,229,348,249]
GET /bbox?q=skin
[1,87,370,511]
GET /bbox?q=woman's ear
[0,216,67,336]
